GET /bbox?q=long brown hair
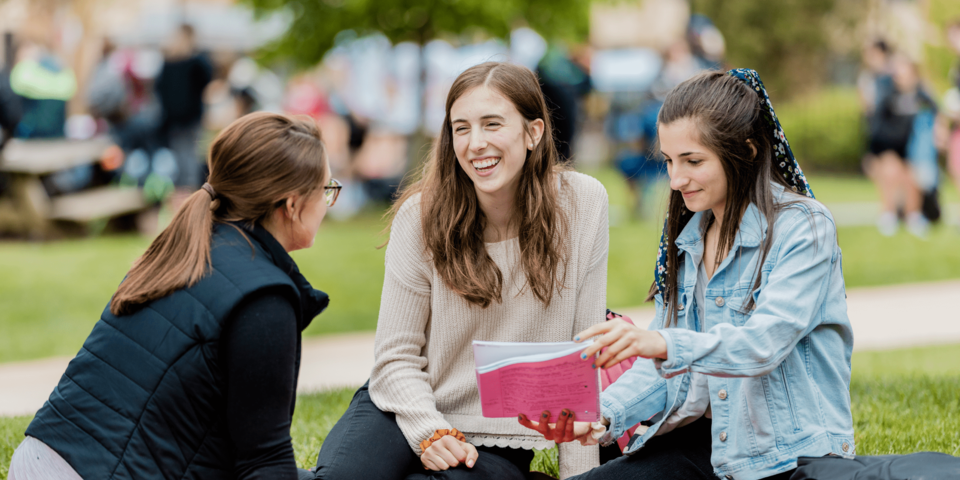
[648,71,802,325]
[389,62,569,308]
[111,112,328,315]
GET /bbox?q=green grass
[0,417,30,480]
[1,168,959,363]
[0,212,388,364]
[851,344,960,457]
[4,344,959,479]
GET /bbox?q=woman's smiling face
[659,117,728,216]
[450,86,542,204]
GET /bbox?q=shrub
[777,87,865,173]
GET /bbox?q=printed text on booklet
[473,341,600,423]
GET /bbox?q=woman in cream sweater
[310,62,611,479]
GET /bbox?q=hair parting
[647,71,806,326]
[386,62,569,308]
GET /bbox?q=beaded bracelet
[419,428,466,452]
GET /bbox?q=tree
[240,0,589,69]
[689,0,848,99]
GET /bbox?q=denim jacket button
[715,296,725,307]
[719,431,727,442]
[718,389,728,400]
[842,442,850,452]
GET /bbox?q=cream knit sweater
[368,171,609,478]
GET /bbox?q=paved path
[828,202,959,227]
[1,280,958,417]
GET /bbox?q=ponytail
[109,112,327,316]
[110,190,217,315]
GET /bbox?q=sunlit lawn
[4,343,959,479]
[2,168,959,364]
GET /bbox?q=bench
[0,137,149,237]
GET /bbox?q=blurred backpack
[792,452,960,479]
[907,100,941,223]
[86,61,127,120]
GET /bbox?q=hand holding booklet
[473,340,600,424]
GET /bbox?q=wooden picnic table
[0,137,148,237]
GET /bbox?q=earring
[529,143,534,149]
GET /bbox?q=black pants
[313,381,541,479]
[568,416,795,480]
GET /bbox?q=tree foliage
[240,0,589,69]
[690,0,848,99]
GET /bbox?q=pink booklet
[473,340,600,424]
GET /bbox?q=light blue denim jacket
[600,185,855,480]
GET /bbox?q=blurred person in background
[686,14,726,70]
[0,35,21,199]
[283,73,359,218]
[8,38,76,139]
[616,34,713,219]
[866,53,937,237]
[857,40,894,124]
[9,34,101,196]
[87,40,162,184]
[86,40,128,127]
[857,40,894,173]
[509,27,592,163]
[9,112,336,480]
[536,45,592,163]
[155,24,213,206]
[858,40,895,214]
[0,50,21,150]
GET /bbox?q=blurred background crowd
[0,0,959,238]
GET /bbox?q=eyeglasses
[324,178,342,207]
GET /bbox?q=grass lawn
[2,168,960,363]
[3,343,959,478]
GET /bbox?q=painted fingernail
[542,412,549,418]
[591,364,596,369]
[581,353,587,359]
[560,411,567,417]
[574,336,580,341]
[467,459,475,468]
[519,414,523,420]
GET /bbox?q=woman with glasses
[10,112,338,480]
[311,62,610,479]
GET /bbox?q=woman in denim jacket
[521,69,855,480]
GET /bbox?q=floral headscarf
[652,68,815,295]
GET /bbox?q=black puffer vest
[26,223,328,479]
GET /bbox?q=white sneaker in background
[906,212,929,239]
[877,211,898,237]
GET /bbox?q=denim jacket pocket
[766,360,803,440]
[726,292,758,327]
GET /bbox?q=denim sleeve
[655,210,838,379]
[599,294,668,441]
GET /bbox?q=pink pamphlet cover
[475,349,600,424]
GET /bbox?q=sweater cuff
[395,413,454,456]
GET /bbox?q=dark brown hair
[648,71,802,326]
[111,112,328,315]
[388,62,569,308]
